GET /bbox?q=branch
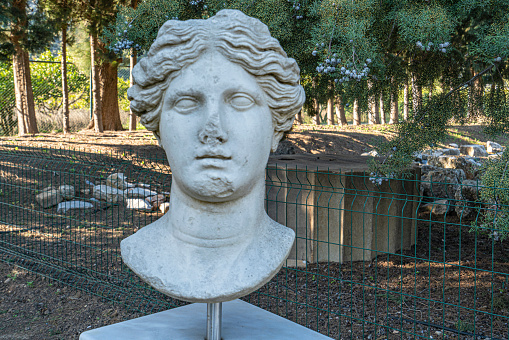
[443,64,494,101]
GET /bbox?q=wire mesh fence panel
[0,144,508,339]
[0,60,133,136]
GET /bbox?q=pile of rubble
[35,173,170,214]
[414,142,504,217]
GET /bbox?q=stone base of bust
[121,214,294,303]
[79,299,333,340]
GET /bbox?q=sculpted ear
[271,131,283,153]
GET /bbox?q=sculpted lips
[195,150,232,168]
[196,149,232,160]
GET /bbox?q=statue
[121,9,305,303]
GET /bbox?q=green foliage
[473,148,509,241]
[0,61,16,135]
[0,1,57,61]
[30,51,89,112]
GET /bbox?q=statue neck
[167,179,267,248]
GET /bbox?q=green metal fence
[0,144,508,339]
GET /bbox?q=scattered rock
[85,180,95,186]
[459,144,488,157]
[146,194,165,209]
[454,180,481,217]
[82,188,91,195]
[486,141,503,154]
[136,183,151,189]
[36,189,63,208]
[126,198,152,211]
[159,202,170,214]
[93,185,125,203]
[428,155,478,179]
[440,148,460,156]
[126,187,158,198]
[59,185,75,200]
[106,173,129,190]
[448,143,458,148]
[421,199,450,216]
[57,201,94,214]
[420,169,465,199]
[361,150,379,157]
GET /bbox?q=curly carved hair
[127,9,305,151]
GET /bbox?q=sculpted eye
[173,97,199,113]
[229,93,255,110]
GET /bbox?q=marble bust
[121,9,305,303]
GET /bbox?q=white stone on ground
[126,198,152,211]
[35,189,62,208]
[459,144,488,157]
[59,185,75,200]
[486,141,503,154]
[57,200,94,213]
[93,185,125,203]
[106,173,129,190]
[125,187,158,198]
[159,202,170,214]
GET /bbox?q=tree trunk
[11,0,38,135]
[99,60,123,130]
[411,72,422,115]
[335,96,348,126]
[389,80,399,124]
[352,99,360,125]
[403,78,409,120]
[295,109,302,124]
[326,97,334,125]
[89,33,103,132]
[129,49,137,131]
[373,93,380,124]
[312,99,320,125]
[379,93,385,124]
[367,82,374,124]
[62,24,70,134]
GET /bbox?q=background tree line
[1,0,508,170]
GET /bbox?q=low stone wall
[266,154,420,265]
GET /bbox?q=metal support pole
[206,302,222,340]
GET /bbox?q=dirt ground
[4,123,508,157]
[1,124,508,339]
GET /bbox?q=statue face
[159,51,274,202]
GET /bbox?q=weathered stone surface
[36,189,62,208]
[421,199,450,216]
[361,150,379,157]
[106,173,129,190]
[57,200,94,213]
[441,148,460,156]
[454,179,481,217]
[146,194,165,209]
[125,187,158,198]
[59,185,75,200]
[93,185,124,203]
[126,198,152,211]
[487,141,503,154]
[428,155,478,179]
[159,202,170,214]
[420,169,465,199]
[459,144,488,157]
[448,143,458,148]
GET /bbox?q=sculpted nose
[198,107,228,145]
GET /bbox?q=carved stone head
[122,9,305,303]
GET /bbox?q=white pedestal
[79,299,333,339]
